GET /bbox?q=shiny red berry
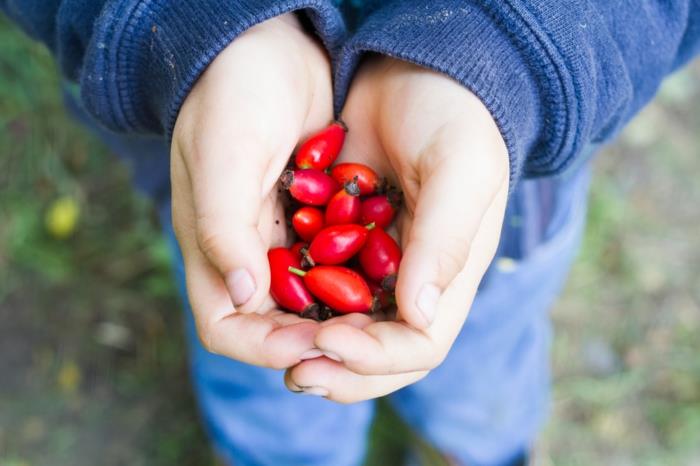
[305,223,374,266]
[288,265,372,313]
[359,228,402,290]
[292,206,325,242]
[268,248,318,314]
[360,190,401,229]
[330,163,384,196]
[280,169,339,206]
[295,121,347,170]
[325,178,361,226]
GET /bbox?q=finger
[187,131,269,312]
[285,357,427,403]
[319,312,375,329]
[315,321,437,374]
[395,124,508,329]
[173,159,320,368]
[178,44,309,314]
[315,181,509,375]
[184,250,321,367]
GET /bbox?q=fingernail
[416,283,441,326]
[300,349,323,360]
[323,351,342,362]
[303,386,329,397]
[227,268,256,307]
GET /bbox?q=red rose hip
[280,168,339,206]
[292,206,325,242]
[359,228,402,290]
[288,265,373,313]
[360,190,401,229]
[325,178,361,226]
[330,163,383,196]
[305,223,374,266]
[268,248,318,314]
[295,121,347,170]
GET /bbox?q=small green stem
[288,266,307,277]
[365,222,376,230]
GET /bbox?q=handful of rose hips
[268,121,402,321]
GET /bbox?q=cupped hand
[285,58,510,401]
[171,14,333,368]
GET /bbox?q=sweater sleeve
[333,0,700,189]
[2,0,346,138]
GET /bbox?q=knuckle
[411,232,470,274]
[172,219,186,243]
[435,235,471,278]
[261,324,292,370]
[172,213,196,246]
[196,219,228,260]
[196,316,218,354]
[188,145,208,167]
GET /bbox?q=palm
[171,14,335,368]
[285,58,511,401]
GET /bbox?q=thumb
[395,134,508,329]
[187,136,278,314]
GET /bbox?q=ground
[1,15,699,466]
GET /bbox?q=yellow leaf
[45,196,80,239]
[57,361,82,394]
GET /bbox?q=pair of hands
[171,14,509,403]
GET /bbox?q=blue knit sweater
[2,0,699,255]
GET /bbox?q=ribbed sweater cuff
[335,0,552,190]
[80,0,345,139]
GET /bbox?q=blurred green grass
[540,67,700,465]
[1,13,700,466]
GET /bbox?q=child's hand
[170,14,333,368]
[285,58,510,401]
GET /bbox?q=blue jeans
[154,166,589,466]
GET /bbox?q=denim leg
[390,172,590,466]
[160,203,375,466]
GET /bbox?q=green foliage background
[1,14,699,466]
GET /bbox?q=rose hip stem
[359,227,402,290]
[280,168,339,206]
[304,223,375,267]
[290,242,308,259]
[268,248,318,315]
[360,190,402,229]
[288,265,373,313]
[325,177,361,226]
[295,120,348,170]
[366,276,397,311]
[292,206,325,242]
[330,163,384,196]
